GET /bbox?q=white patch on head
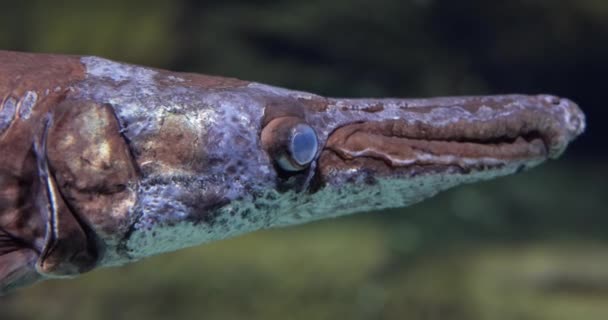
[80,56,162,137]
[248,82,322,100]
[167,75,185,82]
[18,90,38,119]
[0,97,17,134]
[82,56,158,85]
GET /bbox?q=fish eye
[288,124,318,167]
[261,117,319,172]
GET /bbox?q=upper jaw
[304,94,585,184]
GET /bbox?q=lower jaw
[318,146,548,184]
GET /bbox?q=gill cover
[0,100,137,293]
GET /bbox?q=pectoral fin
[0,229,41,294]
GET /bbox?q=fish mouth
[316,95,585,178]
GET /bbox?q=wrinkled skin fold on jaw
[0,50,586,294]
[324,122,547,173]
[323,112,555,174]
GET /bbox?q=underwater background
[1,0,606,319]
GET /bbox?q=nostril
[538,94,561,106]
[544,95,561,105]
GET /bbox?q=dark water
[1,1,607,319]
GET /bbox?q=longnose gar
[0,50,585,294]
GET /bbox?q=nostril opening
[541,95,561,105]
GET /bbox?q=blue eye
[289,124,318,167]
[261,117,319,172]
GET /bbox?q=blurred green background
[1,0,607,319]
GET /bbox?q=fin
[0,168,44,294]
[0,228,41,295]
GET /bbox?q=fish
[0,50,585,294]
